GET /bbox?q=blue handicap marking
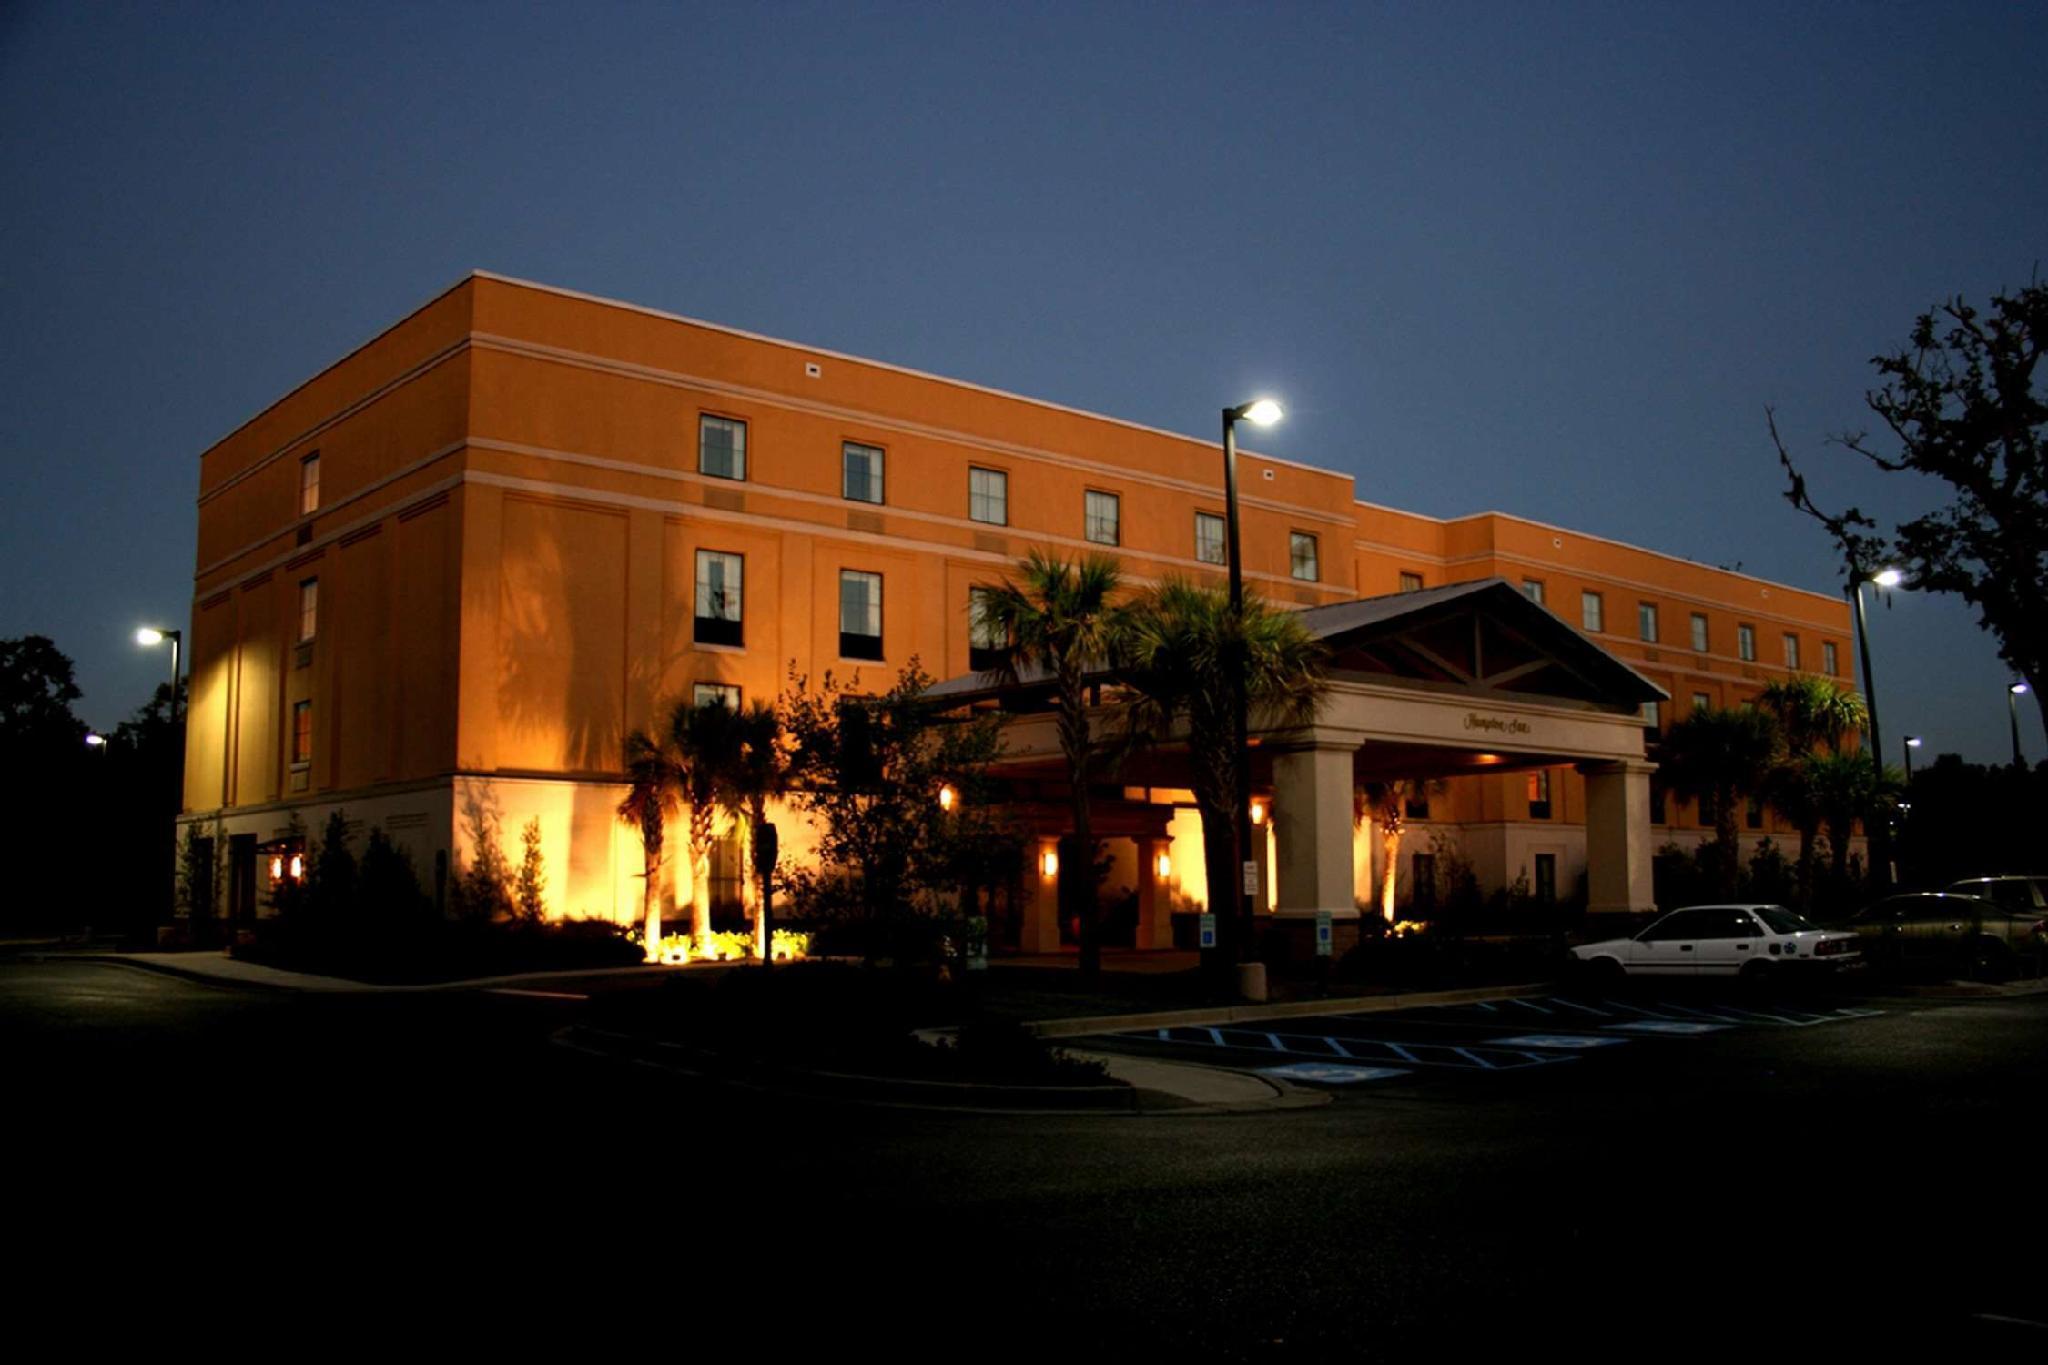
[1604,1020,1727,1036]
[1259,1062,1408,1085]
[1492,1034,1628,1049]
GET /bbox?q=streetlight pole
[2010,683,2031,769]
[136,627,183,724]
[1902,735,1921,785]
[1847,568,1900,892]
[1220,399,1282,987]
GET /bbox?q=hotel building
[178,272,1855,946]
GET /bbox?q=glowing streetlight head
[1905,736,1923,748]
[2014,682,2031,696]
[84,733,106,747]
[136,627,166,646]
[1871,568,1904,588]
[1241,399,1284,427]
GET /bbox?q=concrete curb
[1023,980,1559,1039]
[29,950,683,995]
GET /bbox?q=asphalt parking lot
[1080,986,1896,1089]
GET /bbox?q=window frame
[1398,571,1424,594]
[1738,623,1757,662]
[838,568,884,661]
[841,440,885,505]
[968,466,1008,526]
[1083,489,1121,546]
[1690,612,1709,652]
[967,587,1006,671]
[1581,590,1605,633]
[290,700,313,767]
[1522,579,1546,605]
[1527,768,1552,820]
[698,413,748,482]
[1638,601,1659,643]
[1194,511,1227,566]
[1783,633,1800,670]
[297,578,318,645]
[1824,641,1840,676]
[693,682,742,710]
[299,452,321,517]
[693,549,745,648]
[1290,532,1321,582]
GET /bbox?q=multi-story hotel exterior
[179,272,1855,945]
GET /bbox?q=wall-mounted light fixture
[1249,799,1267,826]
[937,783,957,812]
[1040,848,1059,878]
[1155,851,1172,880]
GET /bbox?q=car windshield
[1754,906,1818,934]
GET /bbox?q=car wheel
[1739,958,1773,989]
[1588,957,1626,991]
[1973,937,2017,983]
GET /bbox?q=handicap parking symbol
[1259,1063,1407,1085]
[1493,1034,1628,1049]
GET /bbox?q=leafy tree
[1772,281,2048,735]
[1756,675,1868,907]
[0,636,87,749]
[1121,579,1327,945]
[978,550,1130,975]
[617,727,682,955]
[782,660,1007,957]
[450,783,513,921]
[1656,707,1781,897]
[358,826,431,932]
[515,817,547,923]
[312,809,358,923]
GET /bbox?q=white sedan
[1571,904,1861,982]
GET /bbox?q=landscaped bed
[233,917,644,985]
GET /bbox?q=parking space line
[1506,997,1552,1014]
[1548,996,1613,1016]
[1118,1025,1579,1072]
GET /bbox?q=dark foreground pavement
[5,958,2042,1359]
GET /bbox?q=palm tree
[979,549,1129,975]
[1657,706,1781,898]
[617,728,681,960]
[1122,579,1328,945]
[1808,750,1896,891]
[718,699,789,960]
[670,698,745,955]
[1354,779,1444,923]
[1757,676,1869,906]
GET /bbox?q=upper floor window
[968,587,1005,671]
[839,570,883,660]
[842,441,884,504]
[299,453,321,516]
[1693,691,1711,712]
[694,550,744,647]
[1738,624,1757,662]
[1084,490,1120,546]
[291,700,313,766]
[1824,641,1840,676]
[1398,571,1424,593]
[1527,768,1552,820]
[1290,533,1320,582]
[693,683,741,710]
[1581,590,1605,633]
[297,578,318,644]
[1638,602,1659,643]
[1522,579,1545,605]
[968,466,1007,525]
[1642,700,1661,730]
[1783,633,1801,669]
[699,415,747,481]
[1195,512,1226,565]
[1690,612,1709,652]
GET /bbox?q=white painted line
[485,987,590,1001]
[1493,1034,1629,1049]
[1604,1020,1727,1036]
[1507,997,1553,1014]
[1549,997,1612,1016]
[1259,1063,1408,1085]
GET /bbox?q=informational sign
[1198,913,1217,949]
[1242,861,1260,896]
[1315,910,1333,957]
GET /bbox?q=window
[1533,853,1557,906]
[1398,571,1424,593]
[291,700,312,766]
[1783,633,1800,669]
[1084,490,1120,545]
[839,570,883,660]
[699,415,747,480]
[1527,769,1552,820]
[1642,700,1661,730]
[693,550,744,647]
[1746,796,1764,830]
[1692,691,1711,712]
[968,467,1007,525]
[299,453,321,516]
[693,683,741,710]
[1642,910,1709,942]
[968,587,1005,671]
[1690,612,1709,652]
[842,441,884,504]
[1522,579,1545,605]
[1824,641,1840,676]
[297,578,318,644]
[1638,602,1659,642]
[1738,624,1756,661]
[1581,590,1604,632]
[1290,532,1320,582]
[1195,512,1226,565]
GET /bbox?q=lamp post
[1220,398,1283,981]
[136,626,183,724]
[1847,567,1900,891]
[2011,683,2031,769]
[1902,735,1921,784]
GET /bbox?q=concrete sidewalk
[34,949,684,994]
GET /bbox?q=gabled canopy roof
[925,577,1666,713]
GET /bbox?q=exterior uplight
[937,783,957,811]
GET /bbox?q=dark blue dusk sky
[3,2,2044,763]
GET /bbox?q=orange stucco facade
[180,271,1854,926]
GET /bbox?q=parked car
[1944,876,2048,913]
[1571,904,1860,982]
[1848,890,2047,974]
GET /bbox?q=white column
[1272,741,1362,924]
[1579,759,1658,915]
